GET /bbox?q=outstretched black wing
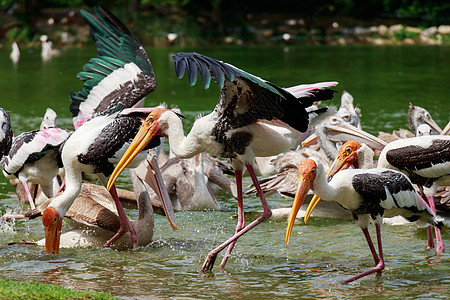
[172,52,336,133]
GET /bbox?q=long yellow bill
[107,120,157,191]
[303,194,321,223]
[285,176,310,244]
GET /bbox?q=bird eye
[346,147,352,154]
[311,168,315,174]
[53,216,57,222]
[343,114,349,120]
[425,113,430,119]
[331,117,338,124]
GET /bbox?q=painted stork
[7,108,62,208]
[41,7,176,254]
[1,120,70,210]
[377,135,449,253]
[0,108,13,158]
[286,154,444,283]
[106,50,338,271]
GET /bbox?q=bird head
[285,158,317,244]
[327,140,362,176]
[303,140,366,224]
[42,207,62,254]
[107,108,169,191]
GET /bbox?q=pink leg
[427,195,444,253]
[427,226,435,249]
[341,223,385,284]
[201,164,272,272]
[21,180,35,210]
[361,227,380,265]
[102,184,138,249]
[1,213,27,220]
[220,170,245,268]
[418,191,437,250]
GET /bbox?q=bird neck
[49,170,82,218]
[316,128,338,162]
[311,164,339,201]
[129,170,154,237]
[164,112,203,159]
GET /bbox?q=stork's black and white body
[107,51,337,271]
[286,156,443,283]
[377,135,449,253]
[1,127,70,210]
[42,7,176,254]
[378,135,450,189]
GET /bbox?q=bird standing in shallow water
[286,141,444,283]
[107,51,338,271]
[0,109,70,210]
[41,7,176,254]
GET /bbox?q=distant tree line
[2,0,450,22]
[1,0,449,45]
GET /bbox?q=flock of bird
[1,6,448,284]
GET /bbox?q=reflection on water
[0,45,449,298]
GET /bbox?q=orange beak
[42,207,62,254]
[285,175,311,244]
[107,114,160,191]
[303,150,354,223]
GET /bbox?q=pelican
[106,50,338,271]
[407,103,442,135]
[10,42,20,64]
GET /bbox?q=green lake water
[0,45,449,299]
